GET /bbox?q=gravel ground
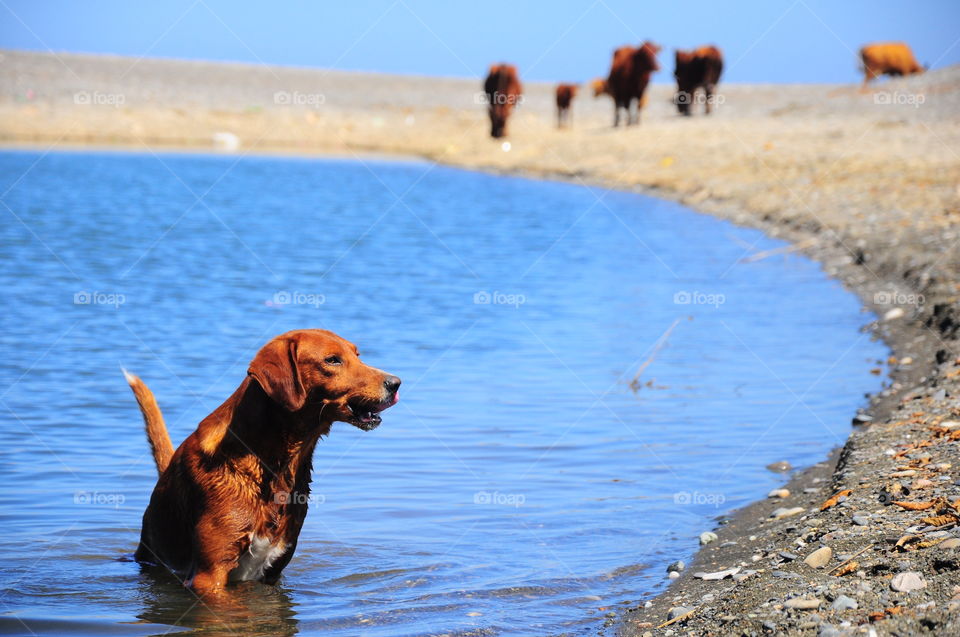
[2,50,959,636]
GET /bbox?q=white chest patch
[230,534,286,582]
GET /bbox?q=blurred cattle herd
[482,40,925,138]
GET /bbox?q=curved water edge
[0,150,888,635]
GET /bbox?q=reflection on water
[0,150,886,635]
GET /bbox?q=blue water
[0,150,886,636]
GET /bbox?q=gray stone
[890,571,926,592]
[771,507,805,519]
[830,595,858,611]
[694,567,741,580]
[772,570,804,580]
[767,460,793,472]
[699,531,718,545]
[851,514,869,526]
[779,551,799,561]
[804,546,833,569]
[668,570,680,579]
[667,606,693,620]
[785,597,822,609]
[940,538,960,550]
[667,560,685,573]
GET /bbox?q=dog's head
[248,329,400,431]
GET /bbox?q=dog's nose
[383,375,401,394]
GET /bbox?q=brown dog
[125,329,400,595]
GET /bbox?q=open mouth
[346,392,398,431]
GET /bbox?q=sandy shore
[3,49,960,635]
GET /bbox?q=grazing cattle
[591,77,610,97]
[555,83,578,128]
[606,41,661,126]
[860,42,923,83]
[674,45,723,115]
[483,64,522,138]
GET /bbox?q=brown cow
[483,64,522,138]
[555,83,578,128]
[591,77,610,97]
[674,45,723,115]
[606,41,661,126]
[860,42,923,83]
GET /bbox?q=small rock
[912,478,934,489]
[940,538,960,550]
[667,606,693,620]
[804,546,833,569]
[772,570,804,579]
[766,461,793,472]
[667,560,685,573]
[779,551,799,561]
[884,307,905,321]
[732,569,757,582]
[668,571,680,579]
[771,507,805,520]
[694,566,741,580]
[785,597,821,609]
[762,620,777,631]
[852,413,873,425]
[831,594,858,610]
[852,514,870,526]
[890,571,926,592]
[768,488,790,498]
[699,531,718,545]
[819,626,843,637]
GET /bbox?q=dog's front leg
[186,520,242,596]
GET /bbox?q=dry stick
[740,237,818,263]
[829,543,874,574]
[629,317,682,391]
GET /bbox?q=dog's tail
[123,369,174,475]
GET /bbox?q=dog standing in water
[125,329,400,595]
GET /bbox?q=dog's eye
[324,356,342,366]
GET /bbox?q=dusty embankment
[2,50,960,635]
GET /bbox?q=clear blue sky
[1,1,958,83]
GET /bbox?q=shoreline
[3,50,958,635]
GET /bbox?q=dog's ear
[248,337,306,412]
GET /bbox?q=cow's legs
[704,85,712,115]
